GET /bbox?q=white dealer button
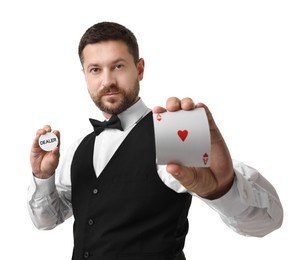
[39,132,58,151]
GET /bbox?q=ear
[137,58,145,81]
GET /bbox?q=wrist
[32,171,54,179]
[199,174,235,200]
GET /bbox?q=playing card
[153,108,210,167]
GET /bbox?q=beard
[90,81,140,115]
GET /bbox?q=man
[28,22,283,260]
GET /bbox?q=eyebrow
[86,63,99,68]
[86,58,128,69]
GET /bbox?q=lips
[104,92,119,96]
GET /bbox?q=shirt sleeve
[27,138,82,230]
[198,160,283,237]
[157,160,283,237]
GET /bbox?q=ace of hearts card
[153,108,210,167]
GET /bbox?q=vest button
[92,188,99,195]
[88,219,94,226]
[83,251,89,258]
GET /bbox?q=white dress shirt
[27,99,283,237]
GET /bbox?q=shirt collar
[116,98,151,130]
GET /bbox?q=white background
[0,0,300,259]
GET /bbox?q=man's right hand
[30,125,60,179]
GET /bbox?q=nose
[101,70,116,88]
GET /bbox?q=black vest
[71,112,192,260]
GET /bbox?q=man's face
[82,40,144,116]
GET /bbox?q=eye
[115,64,124,70]
[89,67,100,74]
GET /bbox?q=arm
[202,160,283,237]
[27,173,72,230]
[154,97,283,236]
[27,125,74,230]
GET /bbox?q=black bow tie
[89,114,123,136]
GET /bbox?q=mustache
[100,85,119,95]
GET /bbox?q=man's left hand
[153,97,234,200]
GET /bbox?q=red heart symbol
[177,130,188,142]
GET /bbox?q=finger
[181,97,195,110]
[32,133,42,149]
[51,146,60,157]
[195,103,214,124]
[166,97,181,111]
[196,103,213,125]
[152,106,167,114]
[166,164,196,187]
[166,164,182,175]
[35,125,52,136]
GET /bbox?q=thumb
[166,164,182,176]
[166,164,196,187]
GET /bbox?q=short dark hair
[78,21,139,65]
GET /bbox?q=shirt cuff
[201,174,249,217]
[31,174,56,197]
